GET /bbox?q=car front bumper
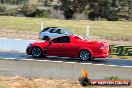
[26,47,32,55]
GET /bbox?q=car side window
[60,29,65,34]
[52,36,70,43]
[42,28,50,32]
[55,29,65,34]
[49,29,56,33]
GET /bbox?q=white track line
[20,59,35,61]
[64,62,77,64]
[51,61,63,63]
[0,38,7,39]
[3,58,16,60]
[36,60,50,62]
[121,66,132,68]
[1,57,132,68]
[92,64,105,66]
[107,58,132,61]
[80,63,92,65]
[106,65,118,67]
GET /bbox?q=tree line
[0,0,27,4]
[0,0,132,21]
[60,0,132,21]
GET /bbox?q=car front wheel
[32,47,42,58]
[79,50,92,61]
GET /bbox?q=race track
[0,53,132,81]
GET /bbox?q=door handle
[60,45,64,47]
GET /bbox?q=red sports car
[26,35,109,61]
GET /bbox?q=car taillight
[99,43,108,50]
[100,46,105,50]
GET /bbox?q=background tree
[59,0,89,19]
[0,0,131,21]
[128,0,132,20]
[59,0,120,20]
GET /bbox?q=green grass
[0,16,132,40]
[105,76,120,80]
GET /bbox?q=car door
[61,37,80,57]
[46,36,70,56]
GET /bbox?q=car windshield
[42,28,50,32]
[42,27,57,32]
[74,36,84,40]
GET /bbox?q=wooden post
[86,25,90,37]
[41,20,44,31]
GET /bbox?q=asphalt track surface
[0,51,132,81]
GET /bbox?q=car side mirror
[65,32,68,35]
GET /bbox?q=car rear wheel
[79,50,92,61]
[42,36,50,41]
[32,47,42,58]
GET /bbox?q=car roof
[43,27,70,33]
[51,35,74,39]
[42,27,58,32]
[43,27,58,30]
[47,27,66,31]
[44,26,69,29]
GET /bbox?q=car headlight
[27,44,32,47]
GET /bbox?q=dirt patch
[0,29,38,40]
[0,76,131,88]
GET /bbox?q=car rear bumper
[93,52,109,58]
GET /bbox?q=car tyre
[79,50,92,61]
[32,47,42,58]
[42,36,50,41]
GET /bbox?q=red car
[26,35,109,61]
